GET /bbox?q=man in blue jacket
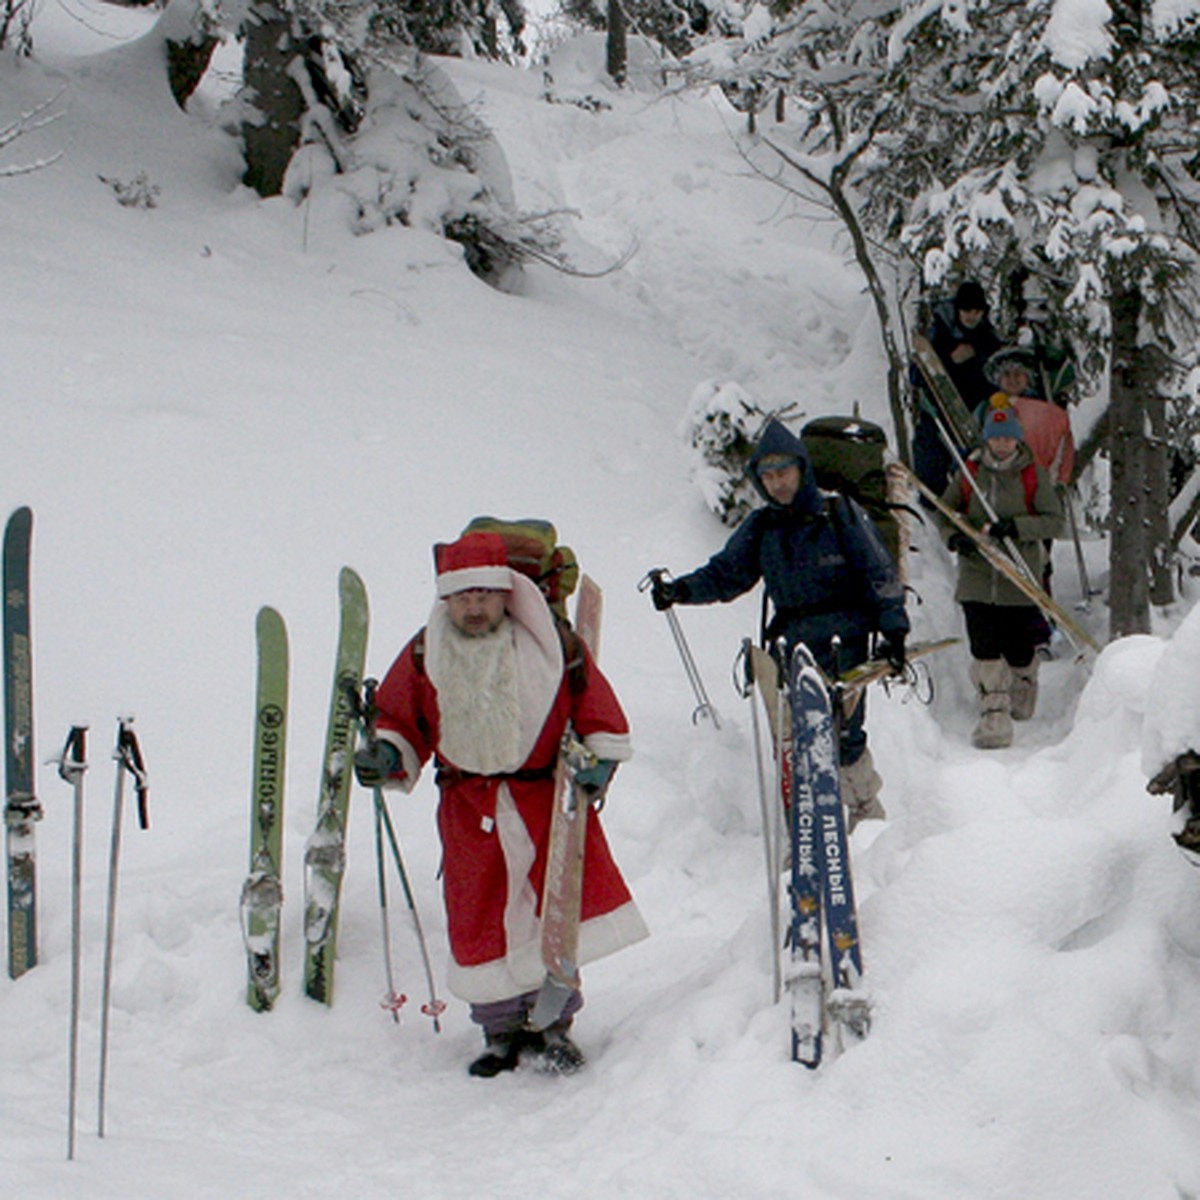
[650,420,909,825]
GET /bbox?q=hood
[748,420,823,515]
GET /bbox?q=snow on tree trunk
[241,0,305,199]
[1108,286,1152,638]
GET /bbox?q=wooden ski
[901,465,1100,654]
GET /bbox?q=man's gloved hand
[575,758,617,801]
[354,741,403,787]
[650,575,684,611]
[947,531,976,555]
[989,517,1018,542]
[882,632,907,674]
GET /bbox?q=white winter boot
[840,749,886,831]
[970,658,1013,749]
[1010,660,1039,721]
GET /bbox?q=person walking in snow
[977,345,1077,636]
[912,280,1002,496]
[939,407,1064,749]
[355,531,648,1077]
[649,418,910,827]
[977,347,1076,490]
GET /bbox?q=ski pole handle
[57,725,88,783]
[116,718,150,830]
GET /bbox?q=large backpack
[459,516,580,623]
[800,416,901,563]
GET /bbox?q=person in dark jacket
[649,420,910,825]
[912,280,1002,496]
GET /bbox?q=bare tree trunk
[241,0,305,198]
[606,0,627,86]
[1147,395,1174,606]
[1108,285,1150,637]
[166,34,218,109]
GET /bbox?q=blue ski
[787,642,870,1064]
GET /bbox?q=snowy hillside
[4,7,1200,1199]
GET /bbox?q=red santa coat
[372,574,646,1004]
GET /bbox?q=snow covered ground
[3,6,1200,1198]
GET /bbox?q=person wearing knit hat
[983,345,1076,490]
[911,279,1002,497]
[938,408,1064,749]
[357,529,647,1077]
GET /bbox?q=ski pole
[372,791,405,1022]
[639,569,721,729]
[98,718,148,1140]
[344,678,445,1031]
[738,640,781,1004]
[56,725,87,1161]
[375,790,445,1031]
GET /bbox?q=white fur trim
[446,897,649,1004]
[374,731,422,793]
[436,564,513,597]
[582,731,633,763]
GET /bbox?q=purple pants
[470,988,583,1037]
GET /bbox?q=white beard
[435,617,523,775]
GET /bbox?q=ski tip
[4,505,32,540]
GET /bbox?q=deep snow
[3,6,1200,1198]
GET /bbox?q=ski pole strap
[57,726,88,783]
[116,719,150,830]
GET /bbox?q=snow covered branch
[0,92,64,178]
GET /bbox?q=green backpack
[460,516,580,622]
[800,416,902,564]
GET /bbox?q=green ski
[303,568,369,1004]
[241,606,289,1011]
[4,506,40,980]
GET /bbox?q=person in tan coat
[939,408,1064,749]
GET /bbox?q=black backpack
[801,415,901,564]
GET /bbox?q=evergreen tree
[890,0,1200,636]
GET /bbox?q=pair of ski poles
[58,717,148,1161]
[343,678,444,1032]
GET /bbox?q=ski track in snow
[3,16,1200,1200]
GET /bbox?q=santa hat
[434,531,513,597]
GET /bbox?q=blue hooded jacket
[673,420,909,669]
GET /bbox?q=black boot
[467,1029,545,1078]
[534,1026,586,1075]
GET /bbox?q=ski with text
[4,506,40,980]
[242,606,289,1011]
[786,642,870,1066]
[303,568,369,1004]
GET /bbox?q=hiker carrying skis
[939,407,1064,749]
[912,280,1002,496]
[649,419,910,827]
[355,531,647,1076]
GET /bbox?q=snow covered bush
[681,379,773,525]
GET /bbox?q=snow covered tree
[682,380,779,524]
[678,2,918,456]
[889,0,1200,637]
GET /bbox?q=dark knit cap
[954,280,988,312]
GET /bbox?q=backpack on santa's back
[460,516,580,623]
[800,415,902,564]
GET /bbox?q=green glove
[575,758,617,797]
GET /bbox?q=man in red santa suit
[355,531,647,1076]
